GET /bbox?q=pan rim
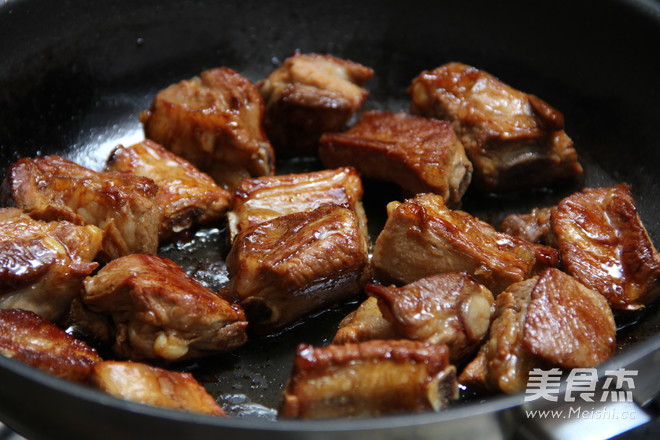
[1,331,658,432]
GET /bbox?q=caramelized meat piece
[226,204,370,334]
[333,297,401,344]
[227,167,367,241]
[459,278,540,393]
[1,155,158,261]
[523,269,616,368]
[500,207,554,245]
[0,208,102,321]
[106,140,231,241]
[0,308,101,382]
[551,184,660,310]
[281,340,457,419]
[372,193,558,294]
[366,273,495,362]
[140,67,275,189]
[460,269,616,393]
[320,111,472,206]
[258,52,373,156]
[81,254,247,363]
[90,361,225,416]
[409,62,582,190]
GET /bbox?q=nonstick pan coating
[0,0,659,439]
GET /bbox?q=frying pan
[0,0,659,438]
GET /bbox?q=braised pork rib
[140,67,275,189]
[409,62,582,190]
[460,268,616,393]
[226,204,370,334]
[0,308,101,382]
[366,273,495,362]
[0,208,102,321]
[90,361,226,416]
[106,139,231,241]
[1,155,158,261]
[551,184,660,310]
[258,52,373,156]
[81,254,248,363]
[281,340,457,419]
[372,193,558,294]
[319,110,472,205]
[227,167,367,241]
[333,296,401,344]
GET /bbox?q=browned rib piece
[281,340,457,419]
[409,62,582,190]
[106,139,231,241]
[227,166,366,241]
[90,361,226,416]
[523,269,616,368]
[460,268,615,393]
[333,297,401,344]
[140,67,275,189]
[366,273,495,362]
[0,308,101,383]
[0,208,102,321]
[1,155,158,261]
[258,52,373,157]
[372,193,558,294]
[459,277,540,393]
[81,254,247,363]
[320,110,472,205]
[226,204,370,334]
[551,184,660,310]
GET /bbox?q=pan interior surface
[0,0,659,438]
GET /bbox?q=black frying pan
[0,0,659,438]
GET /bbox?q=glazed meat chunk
[409,62,582,190]
[80,254,248,363]
[0,208,102,321]
[333,297,401,344]
[226,204,370,334]
[366,273,495,362]
[459,277,541,393]
[372,193,558,294]
[500,207,554,245]
[227,167,367,240]
[551,184,660,310]
[106,140,231,241]
[0,308,101,382]
[90,361,225,416]
[140,67,275,189]
[281,340,457,419]
[460,268,616,393]
[258,52,374,156]
[320,111,472,206]
[1,155,158,261]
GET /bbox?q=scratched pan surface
[0,0,659,439]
